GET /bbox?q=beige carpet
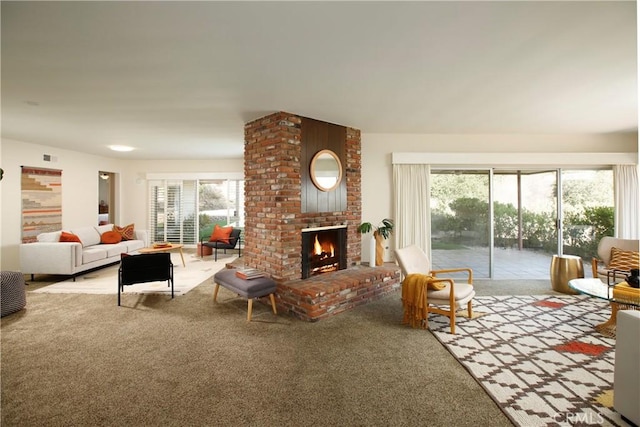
[31,253,232,296]
[2,278,521,427]
[3,272,557,426]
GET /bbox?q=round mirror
[310,149,343,192]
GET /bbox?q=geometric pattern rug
[430,295,629,427]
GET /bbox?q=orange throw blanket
[402,274,441,328]
[613,282,640,305]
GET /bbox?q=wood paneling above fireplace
[301,117,347,213]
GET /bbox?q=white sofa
[20,224,148,279]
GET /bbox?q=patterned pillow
[59,231,82,244]
[101,230,122,244]
[609,247,640,271]
[114,224,135,241]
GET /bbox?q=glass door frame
[430,165,615,279]
[431,167,565,279]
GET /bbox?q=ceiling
[1,1,637,160]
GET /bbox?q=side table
[550,254,584,294]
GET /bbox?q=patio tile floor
[432,247,592,280]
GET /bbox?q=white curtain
[613,165,639,239]
[393,164,430,254]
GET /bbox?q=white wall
[3,133,637,269]
[360,132,638,262]
[0,138,243,270]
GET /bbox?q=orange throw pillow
[209,224,233,244]
[101,230,122,244]
[59,231,82,244]
[114,224,135,241]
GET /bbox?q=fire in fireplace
[301,226,347,279]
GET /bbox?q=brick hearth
[276,265,400,322]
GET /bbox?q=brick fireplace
[243,112,400,321]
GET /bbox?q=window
[148,178,244,245]
[430,167,613,278]
[148,180,197,244]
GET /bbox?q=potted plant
[357,218,394,266]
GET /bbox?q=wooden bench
[213,268,277,321]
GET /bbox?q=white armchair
[395,245,475,334]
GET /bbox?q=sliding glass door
[430,170,491,278]
[561,169,614,261]
[148,180,198,245]
[148,178,244,246]
[198,179,245,240]
[430,168,613,279]
[492,170,558,279]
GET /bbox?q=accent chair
[591,236,639,284]
[395,245,475,334]
[118,253,173,306]
[200,228,242,261]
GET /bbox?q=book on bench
[235,268,266,280]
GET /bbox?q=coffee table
[138,243,186,267]
[569,278,640,337]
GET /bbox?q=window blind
[148,178,244,245]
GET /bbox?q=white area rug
[430,295,624,427]
[31,253,234,296]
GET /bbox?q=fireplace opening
[301,226,347,279]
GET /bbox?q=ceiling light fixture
[108,145,135,152]
[99,173,110,180]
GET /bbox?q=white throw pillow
[70,227,101,247]
[37,231,62,242]
[95,224,114,235]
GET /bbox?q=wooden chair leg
[450,309,456,334]
[467,300,473,318]
[247,299,253,322]
[269,293,277,314]
[213,283,220,302]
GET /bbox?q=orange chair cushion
[114,224,135,241]
[209,224,233,244]
[59,231,82,244]
[101,230,122,244]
